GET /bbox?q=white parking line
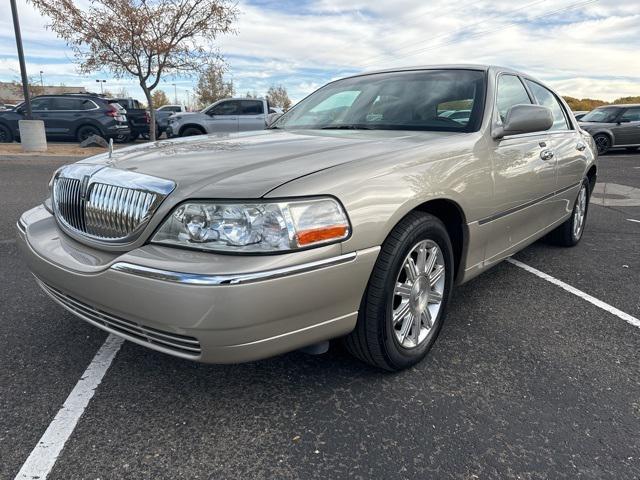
[627,219,640,224]
[14,334,123,480]
[507,258,640,329]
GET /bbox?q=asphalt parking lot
[1,152,639,480]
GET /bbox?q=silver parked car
[579,104,640,154]
[17,65,597,371]
[167,98,275,137]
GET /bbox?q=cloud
[0,0,638,104]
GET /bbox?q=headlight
[152,197,350,253]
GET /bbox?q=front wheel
[344,212,454,371]
[0,124,13,143]
[547,178,590,246]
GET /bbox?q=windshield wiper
[320,125,374,130]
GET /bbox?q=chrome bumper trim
[17,217,27,234]
[109,248,378,286]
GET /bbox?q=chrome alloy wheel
[392,239,445,349]
[573,183,588,241]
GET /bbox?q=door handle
[540,149,555,161]
[576,141,587,151]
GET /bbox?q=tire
[344,212,454,371]
[593,133,611,155]
[181,126,205,137]
[547,178,590,247]
[113,133,133,143]
[76,125,102,143]
[0,124,13,143]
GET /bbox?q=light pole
[10,0,31,118]
[39,71,44,89]
[172,83,177,104]
[96,79,106,94]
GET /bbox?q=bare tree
[29,0,238,141]
[195,64,234,107]
[152,89,171,107]
[266,85,292,110]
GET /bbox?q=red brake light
[106,104,118,117]
[145,111,150,123]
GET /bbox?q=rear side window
[239,100,264,115]
[620,107,640,122]
[525,80,570,131]
[496,75,531,122]
[208,101,239,116]
[54,98,96,111]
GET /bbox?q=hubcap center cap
[411,275,429,313]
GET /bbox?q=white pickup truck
[166,98,282,137]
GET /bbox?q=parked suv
[0,94,130,143]
[579,104,640,154]
[166,98,276,137]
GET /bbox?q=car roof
[601,104,640,108]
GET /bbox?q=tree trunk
[141,83,156,142]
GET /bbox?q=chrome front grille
[51,165,175,243]
[36,278,202,358]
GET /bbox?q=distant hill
[564,96,640,111]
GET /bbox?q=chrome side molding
[109,249,377,286]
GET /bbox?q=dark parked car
[110,98,151,141]
[0,94,129,143]
[579,104,640,154]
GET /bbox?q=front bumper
[17,205,379,363]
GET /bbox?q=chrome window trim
[17,217,27,234]
[109,248,379,286]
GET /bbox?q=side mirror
[492,104,553,139]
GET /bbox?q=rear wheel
[344,212,454,371]
[0,124,12,143]
[547,178,590,246]
[181,126,205,137]
[593,133,611,155]
[76,125,101,143]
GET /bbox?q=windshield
[581,107,619,123]
[274,69,486,132]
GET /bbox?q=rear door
[203,100,239,133]
[614,107,640,146]
[238,100,267,131]
[524,79,585,221]
[486,73,557,261]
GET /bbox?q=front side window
[525,80,569,131]
[495,75,531,123]
[620,107,640,122]
[208,101,239,116]
[30,98,54,111]
[275,69,486,132]
[580,107,619,123]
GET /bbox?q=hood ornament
[108,138,113,159]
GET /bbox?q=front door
[486,74,557,262]
[29,97,57,135]
[204,100,239,133]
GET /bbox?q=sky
[0,0,638,106]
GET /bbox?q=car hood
[579,121,612,129]
[79,129,462,198]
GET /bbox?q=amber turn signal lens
[296,225,349,246]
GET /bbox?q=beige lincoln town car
[17,65,597,371]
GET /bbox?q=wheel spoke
[412,313,421,344]
[393,301,411,325]
[425,247,438,275]
[405,257,419,281]
[429,265,445,287]
[421,309,432,328]
[394,282,412,298]
[428,290,443,304]
[416,243,427,272]
[399,312,413,343]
